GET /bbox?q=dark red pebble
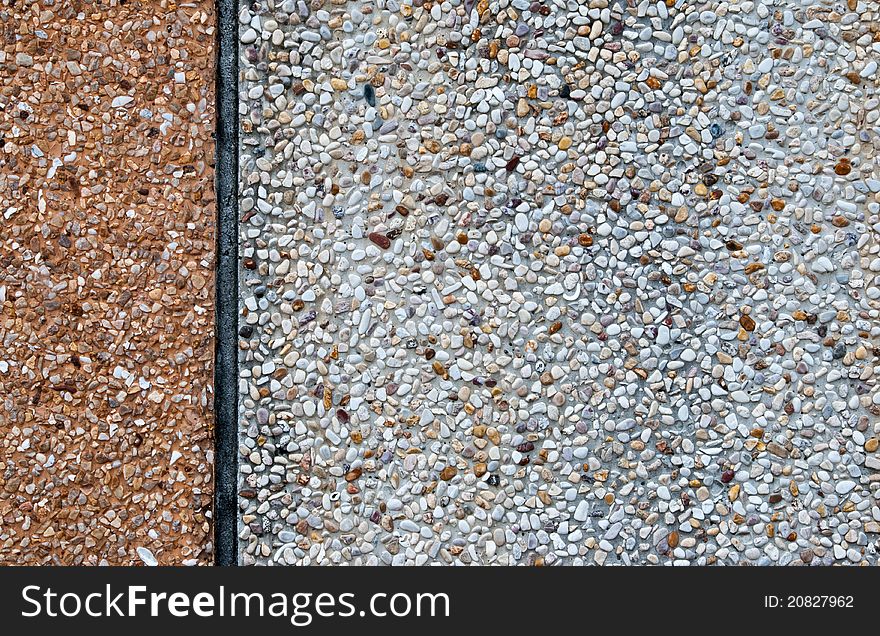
[368,232,391,249]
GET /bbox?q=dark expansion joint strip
[214,0,239,566]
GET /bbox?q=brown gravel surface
[0,0,215,565]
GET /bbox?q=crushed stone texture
[0,0,216,565]
[238,0,880,566]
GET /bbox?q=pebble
[137,547,159,567]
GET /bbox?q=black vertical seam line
[214,0,238,566]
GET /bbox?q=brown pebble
[767,442,789,458]
[368,232,391,249]
[486,427,501,445]
[432,360,448,378]
[440,466,457,481]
